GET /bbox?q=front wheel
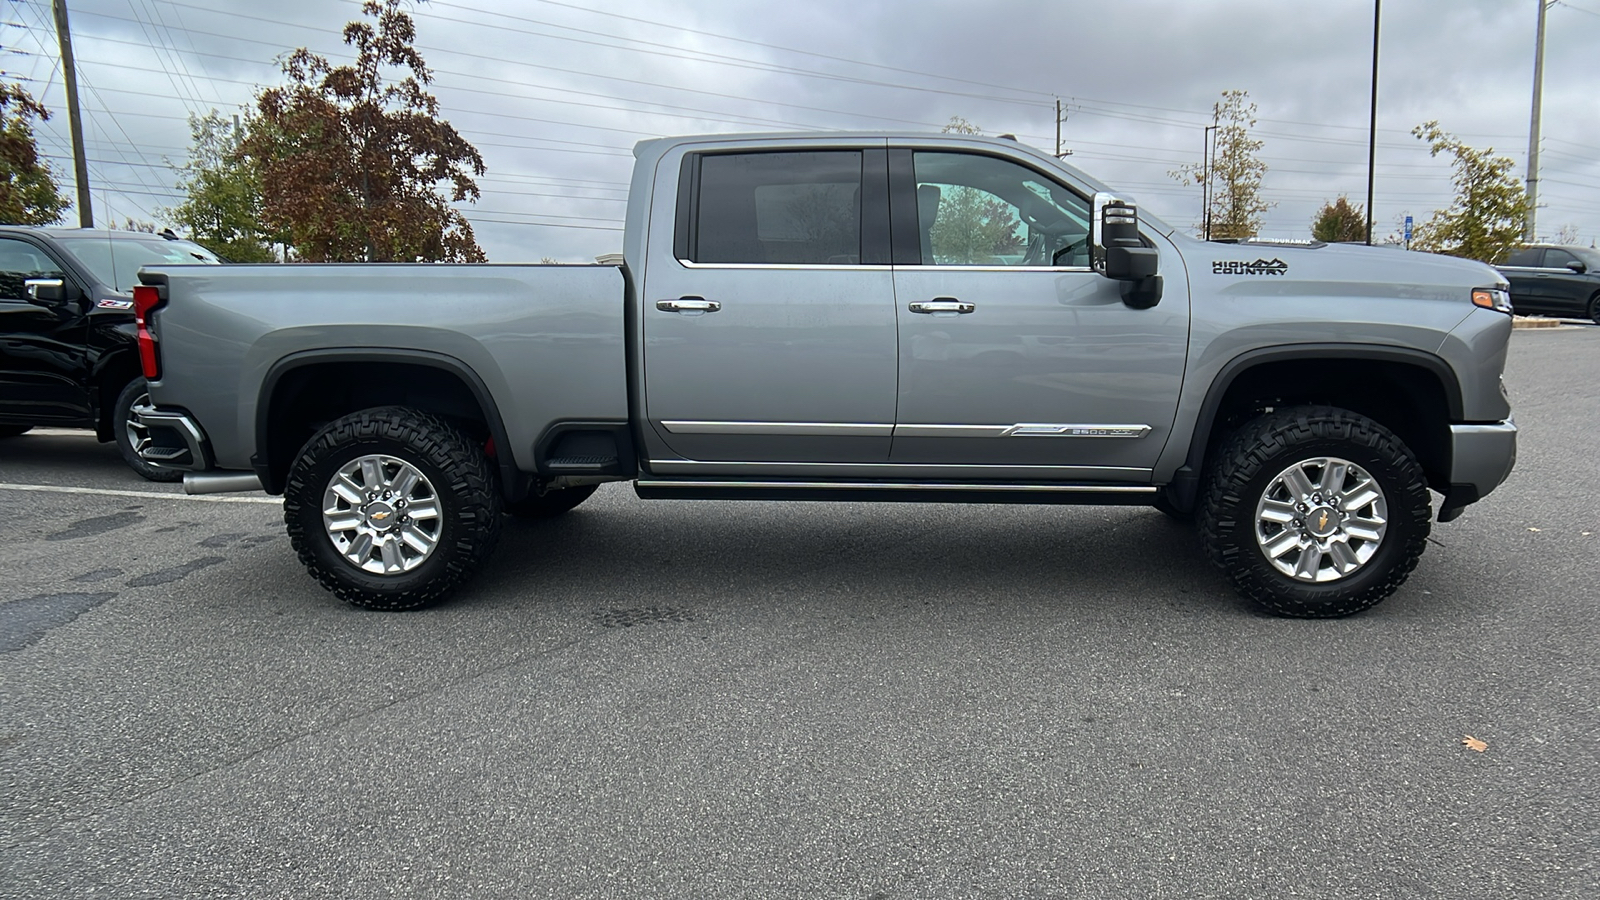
[114,379,183,482]
[1587,291,1600,326]
[0,424,31,438]
[283,407,502,611]
[1198,406,1431,618]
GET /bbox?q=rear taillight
[132,284,162,379]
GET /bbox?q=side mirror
[1566,261,1587,274]
[24,278,80,309]
[1091,192,1163,309]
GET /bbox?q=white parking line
[0,483,283,504]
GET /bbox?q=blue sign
[1404,215,1413,241]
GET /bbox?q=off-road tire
[284,406,501,611]
[506,483,599,518]
[0,424,31,438]
[114,379,183,482]
[1198,406,1431,618]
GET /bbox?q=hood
[1183,239,1504,303]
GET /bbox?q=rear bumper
[137,408,212,471]
[1439,419,1517,521]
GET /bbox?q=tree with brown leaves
[0,83,70,226]
[243,0,485,262]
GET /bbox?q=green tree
[1172,89,1271,239]
[1409,122,1526,263]
[1311,196,1366,243]
[925,116,1023,263]
[165,111,276,262]
[242,0,485,262]
[0,83,70,225]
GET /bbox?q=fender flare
[253,348,519,498]
[1165,343,1462,511]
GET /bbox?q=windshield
[55,236,222,293]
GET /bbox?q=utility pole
[1054,99,1072,158]
[1525,0,1549,242]
[1365,0,1381,245]
[51,0,93,228]
[1202,122,1217,241]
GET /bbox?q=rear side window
[686,151,862,265]
[1501,248,1543,267]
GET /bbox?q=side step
[634,479,1157,505]
[545,455,620,473]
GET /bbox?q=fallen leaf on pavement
[1527,527,1541,533]
[1462,735,1487,752]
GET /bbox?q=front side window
[912,152,1091,267]
[0,238,64,302]
[690,151,862,265]
[1542,248,1579,270]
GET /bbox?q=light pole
[1365,0,1381,245]
[1525,0,1550,242]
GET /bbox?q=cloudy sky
[4,0,1597,261]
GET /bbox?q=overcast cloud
[5,0,1596,261]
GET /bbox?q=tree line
[3,0,483,263]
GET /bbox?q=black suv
[0,227,222,480]
[1495,244,1600,324]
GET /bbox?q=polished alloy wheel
[322,454,441,575]
[1254,456,1388,583]
[125,393,156,459]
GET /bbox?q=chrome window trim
[661,420,893,436]
[676,259,893,271]
[674,259,1096,273]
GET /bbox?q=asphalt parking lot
[2,325,1596,899]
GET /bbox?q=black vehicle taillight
[132,285,163,379]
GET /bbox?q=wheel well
[1197,358,1452,495]
[260,360,504,494]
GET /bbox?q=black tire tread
[283,406,501,611]
[1197,405,1431,618]
[114,379,183,482]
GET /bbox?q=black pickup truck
[0,226,221,480]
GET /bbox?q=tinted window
[912,152,1092,267]
[0,238,64,302]
[55,237,221,293]
[1502,247,1543,267]
[1543,248,1579,269]
[692,151,862,265]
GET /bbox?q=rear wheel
[284,406,502,611]
[506,483,599,518]
[114,379,182,482]
[1198,406,1431,618]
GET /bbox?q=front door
[0,236,89,425]
[889,150,1188,475]
[642,148,898,464]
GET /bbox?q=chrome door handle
[656,296,721,314]
[908,298,975,315]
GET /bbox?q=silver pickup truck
[135,132,1517,618]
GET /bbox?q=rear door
[640,145,898,464]
[1498,247,1548,315]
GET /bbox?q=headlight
[1471,287,1513,314]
